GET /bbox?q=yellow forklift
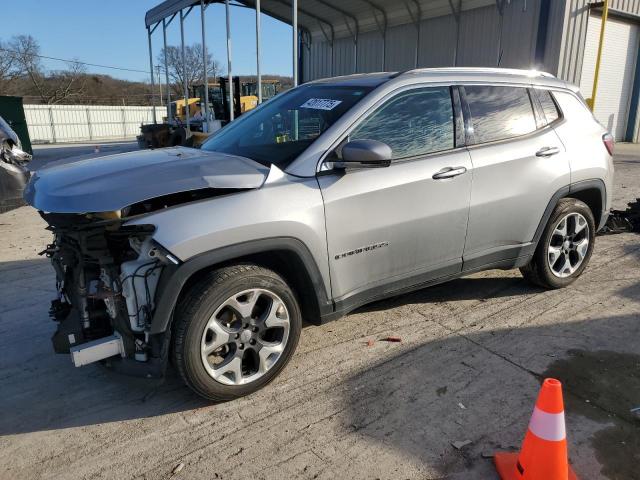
[139,77,279,149]
[191,77,280,121]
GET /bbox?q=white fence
[24,105,167,144]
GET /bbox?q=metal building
[146,0,640,141]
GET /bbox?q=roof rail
[398,67,555,79]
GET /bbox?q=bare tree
[0,40,24,93]
[9,35,87,104]
[158,43,222,97]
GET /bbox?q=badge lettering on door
[334,241,389,260]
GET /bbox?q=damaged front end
[24,147,271,376]
[42,214,178,377]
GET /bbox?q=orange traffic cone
[494,378,578,480]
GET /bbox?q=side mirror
[335,139,392,169]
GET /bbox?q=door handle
[536,146,561,157]
[432,166,467,179]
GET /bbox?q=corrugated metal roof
[146,0,495,39]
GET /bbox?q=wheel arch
[566,180,606,229]
[532,179,606,250]
[149,237,333,334]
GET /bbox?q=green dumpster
[0,96,32,155]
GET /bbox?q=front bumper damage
[24,147,271,376]
[42,214,178,377]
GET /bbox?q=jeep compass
[25,68,614,401]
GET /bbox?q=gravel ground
[0,145,638,480]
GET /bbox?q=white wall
[24,105,167,144]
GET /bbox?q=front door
[318,86,473,304]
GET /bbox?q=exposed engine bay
[42,214,178,376]
[23,147,273,375]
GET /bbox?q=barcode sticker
[300,98,343,111]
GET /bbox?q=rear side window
[537,90,560,124]
[464,86,537,144]
[350,87,454,160]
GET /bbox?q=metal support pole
[292,0,298,86]
[86,108,93,141]
[329,34,334,77]
[201,0,210,126]
[180,9,190,131]
[48,107,56,143]
[496,0,505,66]
[449,0,461,67]
[345,18,358,74]
[225,0,234,121]
[156,65,163,109]
[369,5,387,70]
[292,0,299,139]
[407,0,421,68]
[354,33,358,73]
[162,19,171,121]
[256,0,262,103]
[588,0,609,111]
[147,27,157,124]
[319,21,334,77]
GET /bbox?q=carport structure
[145,0,640,142]
[144,0,536,126]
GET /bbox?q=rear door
[461,84,571,268]
[318,86,473,303]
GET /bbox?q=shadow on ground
[339,309,640,479]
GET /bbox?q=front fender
[148,237,332,334]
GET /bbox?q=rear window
[464,85,537,144]
[537,90,560,124]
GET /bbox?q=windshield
[201,84,373,168]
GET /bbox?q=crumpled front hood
[24,147,270,213]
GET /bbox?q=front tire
[520,198,596,289]
[172,264,301,402]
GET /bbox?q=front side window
[464,86,537,144]
[349,87,454,160]
[201,84,372,168]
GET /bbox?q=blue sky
[5,0,293,82]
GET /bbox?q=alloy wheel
[547,212,590,278]
[200,288,290,386]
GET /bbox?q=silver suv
[25,68,614,401]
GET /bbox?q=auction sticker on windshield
[300,98,343,111]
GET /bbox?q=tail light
[602,133,614,156]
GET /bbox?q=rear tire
[520,198,595,289]
[172,264,301,402]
